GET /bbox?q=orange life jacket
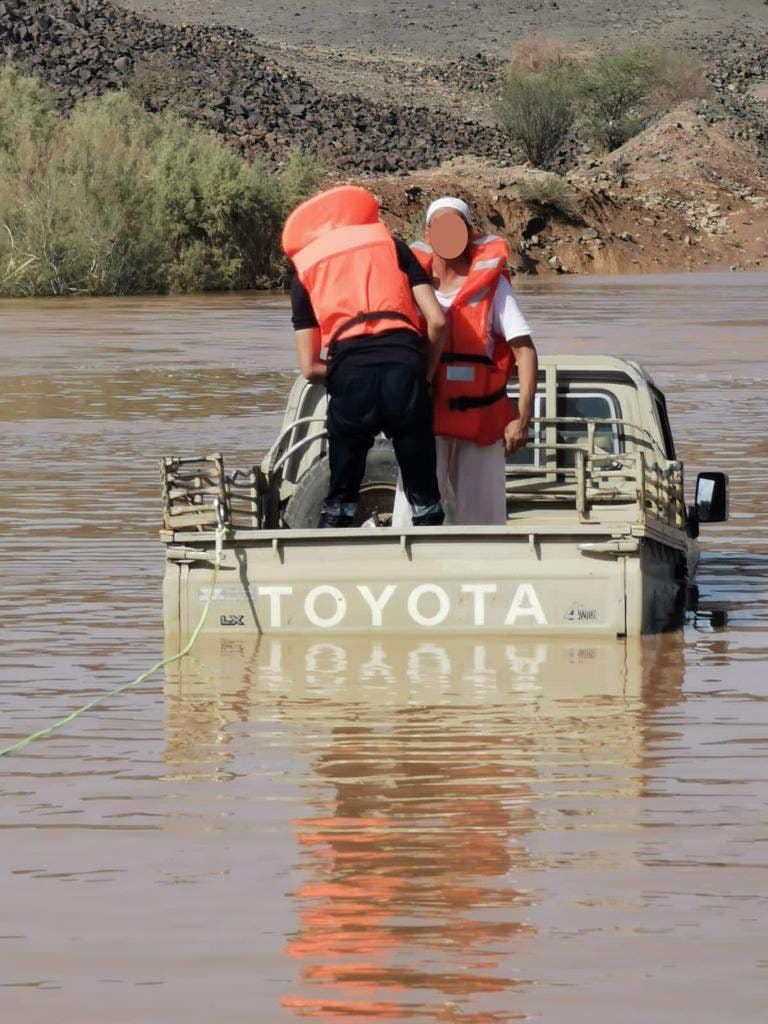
[282,185,421,362]
[412,234,515,445]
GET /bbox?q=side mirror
[695,472,729,523]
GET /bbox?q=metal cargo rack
[160,425,684,535]
[503,417,685,529]
[160,454,267,532]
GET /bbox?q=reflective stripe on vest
[293,223,388,277]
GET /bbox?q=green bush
[0,64,323,296]
[497,69,575,169]
[576,47,711,153]
[576,49,659,152]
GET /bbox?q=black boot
[317,511,354,528]
[412,510,445,527]
[411,502,445,527]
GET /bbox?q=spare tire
[283,438,398,528]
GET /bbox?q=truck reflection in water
[164,634,685,1021]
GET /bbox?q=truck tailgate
[164,527,629,638]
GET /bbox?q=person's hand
[504,416,530,454]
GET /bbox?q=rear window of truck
[506,388,621,468]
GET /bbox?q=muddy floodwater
[1,273,767,1023]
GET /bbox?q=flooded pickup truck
[160,355,728,639]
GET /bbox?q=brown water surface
[1,274,766,1022]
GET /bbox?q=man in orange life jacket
[392,196,539,526]
[283,185,448,528]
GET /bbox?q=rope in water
[0,525,227,759]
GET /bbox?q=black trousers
[324,357,443,525]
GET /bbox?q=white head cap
[425,196,472,226]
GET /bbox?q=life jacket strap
[448,385,508,412]
[440,351,494,366]
[328,310,419,354]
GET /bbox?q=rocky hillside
[3,0,768,278]
[0,0,513,172]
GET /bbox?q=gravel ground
[118,0,768,57]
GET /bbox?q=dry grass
[649,50,715,107]
[518,174,579,219]
[508,35,574,75]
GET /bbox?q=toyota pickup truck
[160,355,728,639]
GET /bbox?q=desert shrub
[576,48,659,151]
[0,64,323,296]
[576,47,711,153]
[518,174,578,219]
[497,69,575,169]
[0,63,58,154]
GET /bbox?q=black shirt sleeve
[289,236,429,331]
[394,237,430,287]
[290,274,318,331]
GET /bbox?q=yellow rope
[0,526,226,759]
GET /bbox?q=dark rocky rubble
[697,32,768,146]
[0,0,516,171]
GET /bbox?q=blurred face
[427,209,470,260]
